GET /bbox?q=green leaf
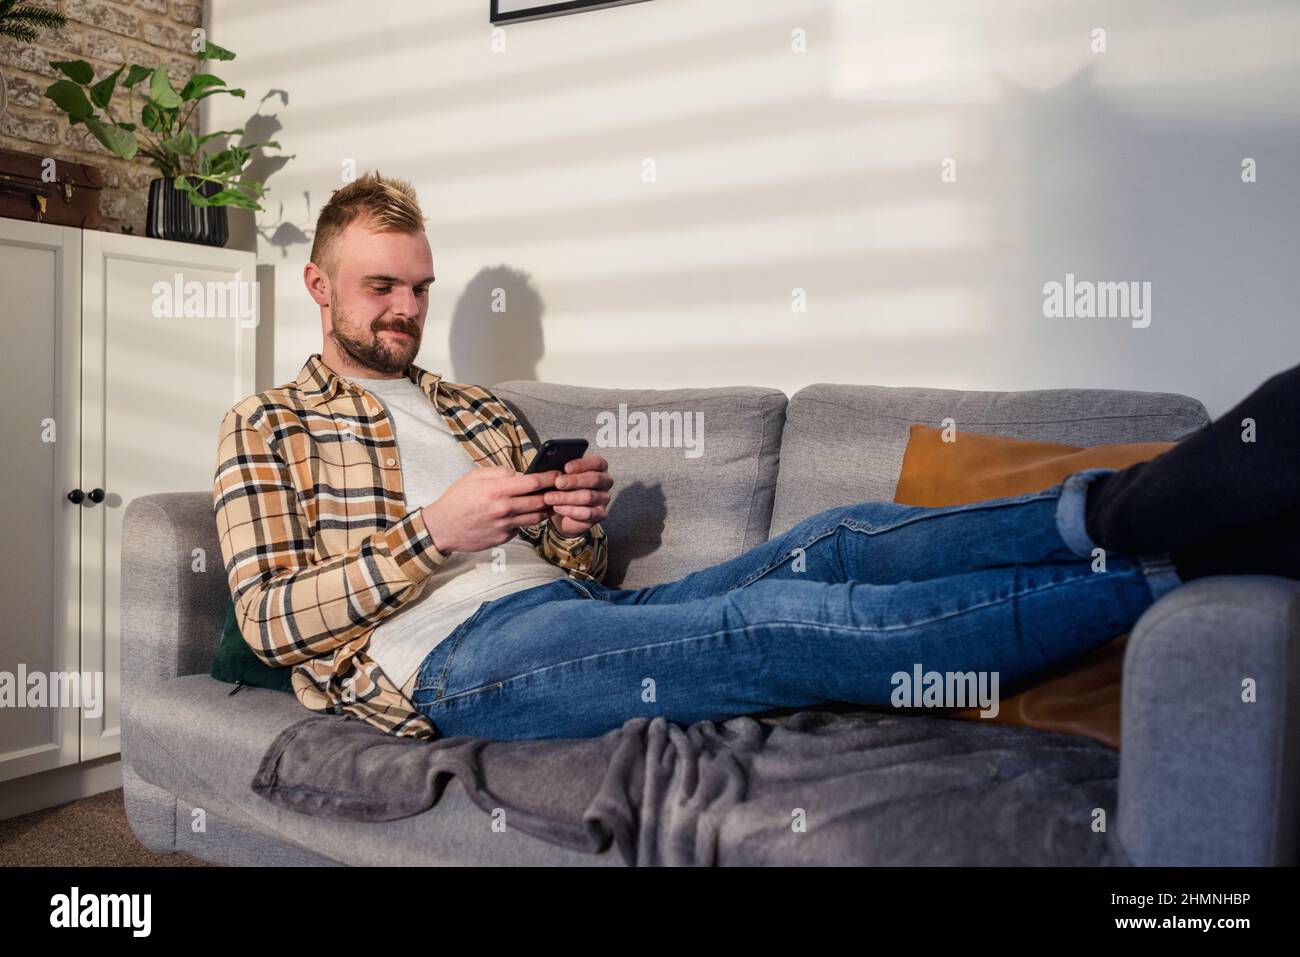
[49,59,94,84]
[204,188,261,210]
[172,176,207,206]
[141,101,164,133]
[89,65,123,110]
[45,79,93,121]
[195,86,244,101]
[170,172,265,212]
[160,130,199,155]
[149,67,182,109]
[196,39,236,61]
[116,121,136,132]
[142,104,179,136]
[196,128,244,145]
[180,73,227,101]
[124,64,152,87]
[83,117,138,160]
[205,152,236,177]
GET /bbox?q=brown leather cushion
[892,425,1176,749]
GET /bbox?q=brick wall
[0,0,205,234]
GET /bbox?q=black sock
[1084,362,1300,556]
[1170,505,1300,581]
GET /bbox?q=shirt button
[386,457,397,467]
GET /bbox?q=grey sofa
[120,380,1300,866]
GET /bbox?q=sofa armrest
[121,492,230,693]
[1118,575,1300,866]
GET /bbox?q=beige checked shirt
[212,353,608,739]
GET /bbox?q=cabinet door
[0,219,82,783]
[81,232,257,760]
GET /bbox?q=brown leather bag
[0,146,104,228]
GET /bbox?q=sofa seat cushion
[121,676,621,866]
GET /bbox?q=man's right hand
[420,465,561,556]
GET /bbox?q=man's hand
[420,466,561,556]
[542,453,614,538]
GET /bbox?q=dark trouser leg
[1085,362,1300,556]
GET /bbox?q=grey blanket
[251,705,1130,866]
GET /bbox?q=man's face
[323,219,435,375]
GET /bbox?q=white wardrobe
[0,217,257,785]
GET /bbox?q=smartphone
[524,438,589,494]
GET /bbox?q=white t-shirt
[345,373,566,693]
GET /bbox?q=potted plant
[42,41,279,246]
[0,1,67,123]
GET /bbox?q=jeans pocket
[432,678,507,706]
[411,602,491,696]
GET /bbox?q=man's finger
[509,510,551,528]
[551,504,606,522]
[543,489,608,508]
[554,469,614,491]
[561,454,608,474]
[503,491,555,515]
[501,469,562,496]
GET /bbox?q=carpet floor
[0,788,216,867]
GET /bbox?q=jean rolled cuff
[1137,555,1183,603]
[1055,467,1118,559]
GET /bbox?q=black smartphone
[524,438,589,494]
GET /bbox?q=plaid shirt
[213,353,607,739]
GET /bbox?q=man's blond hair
[310,171,427,277]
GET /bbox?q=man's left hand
[542,454,613,538]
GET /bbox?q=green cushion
[210,600,294,694]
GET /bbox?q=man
[215,172,1299,743]
[214,172,613,739]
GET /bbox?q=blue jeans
[409,468,1182,741]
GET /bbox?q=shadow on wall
[986,64,1300,414]
[449,265,547,386]
[226,89,307,257]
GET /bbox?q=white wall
[206,0,1300,416]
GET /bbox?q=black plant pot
[146,177,229,247]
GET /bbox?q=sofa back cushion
[769,384,1210,535]
[492,381,787,588]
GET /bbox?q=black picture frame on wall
[490,0,652,25]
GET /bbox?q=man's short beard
[328,293,417,375]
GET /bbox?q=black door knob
[88,488,105,504]
[68,489,85,504]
